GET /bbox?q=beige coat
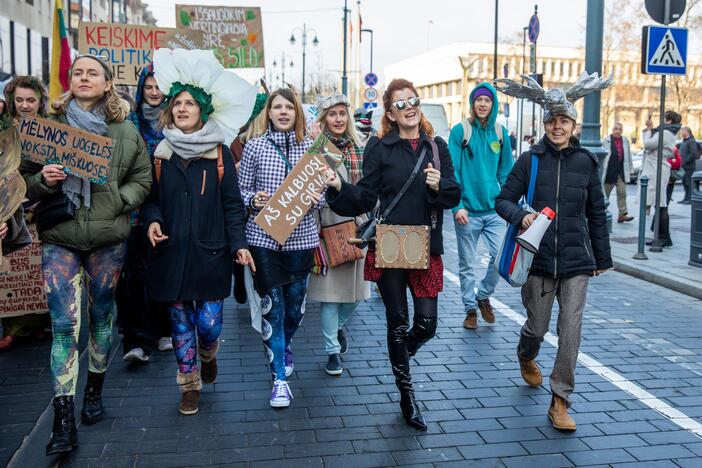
[641,128,675,208]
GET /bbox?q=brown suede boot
[199,342,219,384]
[519,357,543,387]
[463,310,477,329]
[477,298,495,323]
[177,371,202,415]
[548,395,576,431]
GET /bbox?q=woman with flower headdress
[307,90,370,376]
[140,48,257,416]
[494,72,613,431]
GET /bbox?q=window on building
[26,0,34,5]
[559,62,564,76]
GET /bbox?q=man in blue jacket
[448,82,513,330]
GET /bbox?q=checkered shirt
[239,129,324,251]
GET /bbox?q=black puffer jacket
[495,136,612,278]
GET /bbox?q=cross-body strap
[378,146,428,223]
[526,154,539,205]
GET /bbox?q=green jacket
[21,114,152,251]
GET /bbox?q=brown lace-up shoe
[548,394,576,431]
[463,310,478,329]
[179,390,200,415]
[519,357,543,387]
[477,298,495,323]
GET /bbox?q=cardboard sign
[19,116,114,185]
[78,22,206,85]
[175,5,264,69]
[254,135,343,245]
[0,225,49,318]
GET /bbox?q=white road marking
[443,269,702,439]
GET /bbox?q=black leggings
[377,269,438,392]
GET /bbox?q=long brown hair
[4,76,49,118]
[379,78,434,139]
[263,88,306,143]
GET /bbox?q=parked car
[630,150,643,184]
[371,102,450,142]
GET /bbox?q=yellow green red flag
[49,0,71,104]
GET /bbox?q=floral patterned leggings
[43,242,125,397]
[169,300,223,375]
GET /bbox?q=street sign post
[645,0,686,24]
[528,12,539,43]
[364,72,378,87]
[363,87,378,102]
[363,102,378,111]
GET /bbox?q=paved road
[3,215,702,467]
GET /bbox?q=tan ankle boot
[463,310,478,329]
[548,395,576,431]
[519,358,543,387]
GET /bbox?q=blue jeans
[454,213,505,312]
[320,302,357,354]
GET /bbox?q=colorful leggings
[43,242,125,397]
[261,279,307,381]
[169,300,223,375]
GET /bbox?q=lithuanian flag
[49,0,71,105]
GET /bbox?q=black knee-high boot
[46,396,78,455]
[81,371,105,424]
[407,314,438,358]
[387,321,427,431]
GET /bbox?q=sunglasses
[392,96,421,112]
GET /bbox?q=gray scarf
[141,103,163,131]
[162,119,225,160]
[64,99,110,209]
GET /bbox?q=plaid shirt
[239,129,323,250]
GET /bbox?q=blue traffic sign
[364,73,378,87]
[642,25,688,75]
[528,14,539,43]
[363,102,378,111]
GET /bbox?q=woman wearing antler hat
[494,72,613,432]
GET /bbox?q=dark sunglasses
[392,96,421,112]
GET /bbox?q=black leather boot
[400,389,427,431]
[387,321,427,431]
[46,396,78,455]
[80,371,105,424]
[407,314,437,358]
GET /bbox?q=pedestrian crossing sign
[642,25,688,76]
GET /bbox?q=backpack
[154,145,225,184]
[461,118,505,155]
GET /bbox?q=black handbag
[35,190,76,232]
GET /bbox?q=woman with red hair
[321,79,460,430]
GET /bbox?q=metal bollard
[633,176,649,260]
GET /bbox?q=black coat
[679,136,699,170]
[495,137,612,278]
[140,144,248,302]
[327,130,461,256]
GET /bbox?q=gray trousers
[518,274,589,405]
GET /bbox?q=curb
[613,255,702,300]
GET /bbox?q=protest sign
[78,22,205,85]
[175,5,264,68]
[0,225,49,318]
[19,116,114,185]
[255,135,343,245]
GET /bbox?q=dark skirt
[249,246,313,296]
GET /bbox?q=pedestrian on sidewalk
[141,49,256,416]
[115,64,172,365]
[20,55,152,455]
[448,82,513,330]
[602,122,634,223]
[678,126,698,204]
[308,90,371,376]
[642,110,680,248]
[320,78,461,431]
[495,72,613,432]
[238,88,322,409]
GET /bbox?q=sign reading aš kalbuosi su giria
[19,116,114,185]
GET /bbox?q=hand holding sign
[41,164,68,187]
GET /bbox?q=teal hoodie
[448,82,513,216]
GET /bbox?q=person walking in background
[308,90,370,376]
[448,82,513,330]
[20,55,151,455]
[602,122,634,223]
[678,126,699,205]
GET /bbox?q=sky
[140,0,639,88]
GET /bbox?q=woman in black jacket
[321,78,461,430]
[494,73,612,432]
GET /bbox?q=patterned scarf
[324,129,363,185]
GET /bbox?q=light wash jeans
[320,302,357,354]
[454,213,505,312]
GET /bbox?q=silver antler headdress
[315,88,351,112]
[494,71,613,122]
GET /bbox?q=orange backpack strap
[154,158,162,183]
[217,145,224,183]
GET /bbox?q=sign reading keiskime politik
[175,5,264,68]
[19,117,114,185]
[78,22,205,85]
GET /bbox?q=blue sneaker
[270,379,292,408]
[284,346,294,377]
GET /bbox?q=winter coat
[326,129,461,256]
[140,142,248,302]
[20,114,152,251]
[679,136,699,171]
[495,136,612,278]
[641,126,677,208]
[449,82,513,217]
[602,135,632,183]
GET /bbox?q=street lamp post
[361,28,374,73]
[342,0,350,95]
[272,52,293,89]
[290,23,319,103]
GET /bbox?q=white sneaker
[158,337,173,351]
[269,380,293,408]
[123,347,149,362]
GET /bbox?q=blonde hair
[240,109,268,143]
[316,104,363,146]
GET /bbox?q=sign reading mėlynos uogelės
[19,117,114,185]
